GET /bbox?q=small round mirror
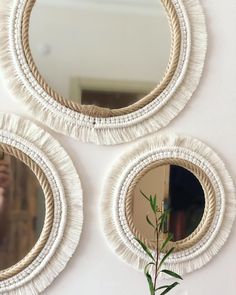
[29,0,171,109]
[132,165,205,243]
[0,153,45,270]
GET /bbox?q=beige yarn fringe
[100,133,236,275]
[0,0,207,145]
[0,113,83,294]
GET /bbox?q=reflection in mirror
[132,165,205,243]
[0,152,45,270]
[29,0,171,108]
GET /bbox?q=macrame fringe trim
[100,133,236,276]
[0,0,207,145]
[0,113,83,294]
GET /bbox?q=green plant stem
[154,213,159,292]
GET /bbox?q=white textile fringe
[0,113,83,294]
[0,0,207,145]
[100,133,236,276]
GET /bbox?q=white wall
[0,0,236,294]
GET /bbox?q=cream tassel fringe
[0,113,83,294]
[100,133,236,276]
[0,0,207,145]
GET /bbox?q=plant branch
[154,213,159,290]
[137,192,183,294]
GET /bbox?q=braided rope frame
[125,159,216,252]
[22,0,181,118]
[0,144,54,281]
[0,113,83,294]
[100,134,236,275]
[0,0,207,144]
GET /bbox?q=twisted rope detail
[21,0,181,118]
[0,144,54,280]
[125,159,216,252]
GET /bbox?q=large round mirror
[0,152,45,271]
[1,0,207,144]
[131,165,205,245]
[29,0,171,109]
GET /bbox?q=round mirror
[100,134,233,275]
[132,165,205,244]
[0,152,45,271]
[29,0,171,109]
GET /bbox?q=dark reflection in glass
[133,165,205,243]
[0,152,45,270]
[81,89,145,109]
[168,165,205,241]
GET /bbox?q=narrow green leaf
[144,262,155,274]
[135,238,155,261]
[149,195,156,214]
[161,270,183,280]
[140,190,150,201]
[158,218,165,232]
[160,282,179,295]
[158,210,170,232]
[155,285,171,291]
[158,209,171,221]
[153,195,157,212]
[145,271,155,295]
[159,247,175,269]
[158,214,164,222]
[158,212,166,226]
[160,233,173,251]
[146,215,155,229]
[149,195,154,212]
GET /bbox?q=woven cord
[0,144,53,280]
[125,159,216,252]
[21,0,181,118]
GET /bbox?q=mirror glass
[0,153,45,270]
[29,0,171,109]
[132,165,205,242]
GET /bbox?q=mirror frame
[100,134,236,275]
[126,160,214,252]
[0,113,83,294]
[0,0,207,145]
